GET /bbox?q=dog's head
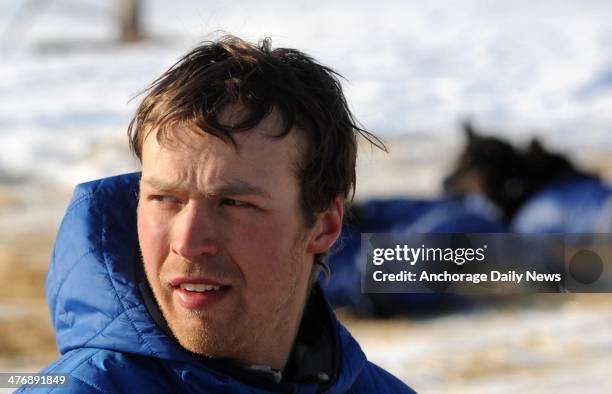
[444,122,528,220]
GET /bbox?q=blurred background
[1,0,611,392]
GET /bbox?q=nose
[170,202,219,261]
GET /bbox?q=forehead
[140,108,305,189]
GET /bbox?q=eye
[220,198,253,208]
[149,194,182,206]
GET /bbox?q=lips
[170,277,231,310]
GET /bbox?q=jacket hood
[46,172,369,392]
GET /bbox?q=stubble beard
[147,232,311,366]
[148,261,244,358]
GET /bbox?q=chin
[173,321,218,355]
[168,315,235,358]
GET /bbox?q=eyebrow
[140,177,271,199]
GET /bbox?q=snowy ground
[1,1,612,392]
[345,295,612,393]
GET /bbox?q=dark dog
[444,121,594,222]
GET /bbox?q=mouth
[179,283,225,292]
[170,278,231,310]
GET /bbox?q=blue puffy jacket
[20,173,414,393]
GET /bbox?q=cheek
[226,224,280,261]
[137,206,170,272]
[223,215,305,282]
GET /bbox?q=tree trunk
[118,0,142,43]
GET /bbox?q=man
[26,36,414,393]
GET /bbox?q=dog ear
[462,120,477,141]
[528,138,545,153]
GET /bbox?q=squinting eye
[149,195,181,204]
[221,198,252,208]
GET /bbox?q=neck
[259,291,311,370]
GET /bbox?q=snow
[347,296,612,393]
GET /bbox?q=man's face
[137,108,339,369]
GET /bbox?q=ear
[306,196,344,255]
[462,119,477,141]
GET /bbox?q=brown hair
[129,35,385,279]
